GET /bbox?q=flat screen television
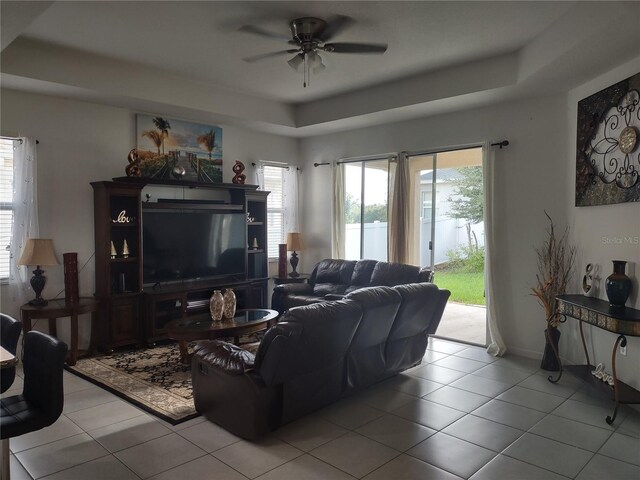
[142,208,246,285]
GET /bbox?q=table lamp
[17,238,60,306]
[286,232,305,278]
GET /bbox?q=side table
[272,274,310,285]
[20,297,100,366]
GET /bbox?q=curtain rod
[491,140,509,149]
[0,136,40,144]
[251,162,300,171]
[314,153,395,167]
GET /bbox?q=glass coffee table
[166,308,278,364]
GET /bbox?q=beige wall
[562,55,640,391]
[0,89,299,346]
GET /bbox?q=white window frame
[262,164,286,259]
[0,138,14,281]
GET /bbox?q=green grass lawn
[434,271,485,305]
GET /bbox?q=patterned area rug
[66,343,197,425]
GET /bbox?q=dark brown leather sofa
[191,283,450,439]
[271,258,434,313]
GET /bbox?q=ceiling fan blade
[287,53,305,71]
[317,15,355,42]
[243,49,299,63]
[239,25,291,43]
[324,42,387,54]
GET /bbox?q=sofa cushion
[370,262,421,286]
[257,300,363,422]
[385,283,451,373]
[344,260,378,294]
[312,259,356,296]
[343,287,402,389]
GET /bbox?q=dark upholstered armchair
[1,331,67,479]
[1,313,23,394]
[271,258,434,313]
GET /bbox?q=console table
[554,294,640,424]
[20,297,100,366]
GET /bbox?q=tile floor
[2,338,640,479]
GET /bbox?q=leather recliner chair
[192,283,450,439]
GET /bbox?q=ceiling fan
[239,16,388,87]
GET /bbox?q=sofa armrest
[273,283,314,295]
[193,340,255,375]
[419,267,434,283]
[271,283,315,313]
[324,294,345,301]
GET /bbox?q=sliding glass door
[407,147,486,345]
[343,158,390,261]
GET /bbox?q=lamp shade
[286,232,305,251]
[17,238,60,266]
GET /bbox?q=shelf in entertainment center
[113,176,259,191]
[248,249,264,254]
[247,222,264,226]
[110,222,138,228]
[110,257,138,263]
[142,202,242,211]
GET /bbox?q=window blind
[0,139,14,279]
[263,165,284,259]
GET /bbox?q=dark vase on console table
[540,326,561,371]
[605,260,632,309]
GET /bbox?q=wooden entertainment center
[91,177,269,352]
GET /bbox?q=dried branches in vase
[531,211,576,326]
[531,211,576,372]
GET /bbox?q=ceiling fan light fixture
[287,53,304,71]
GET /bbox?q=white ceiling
[2,1,639,136]
[17,1,574,103]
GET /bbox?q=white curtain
[282,166,299,233]
[9,137,39,306]
[484,143,507,356]
[255,163,265,190]
[332,163,345,258]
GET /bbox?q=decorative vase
[223,288,236,319]
[63,252,79,304]
[209,290,224,322]
[540,327,561,371]
[605,260,632,309]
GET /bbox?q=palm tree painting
[152,117,171,154]
[142,130,163,154]
[136,114,223,183]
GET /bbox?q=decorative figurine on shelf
[112,210,134,224]
[110,241,117,259]
[125,148,141,177]
[223,288,236,319]
[171,165,186,180]
[246,212,256,223]
[582,263,598,297]
[210,290,224,322]
[252,238,259,250]
[121,239,130,258]
[232,160,246,184]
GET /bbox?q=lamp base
[28,297,48,307]
[29,266,48,307]
[289,251,300,278]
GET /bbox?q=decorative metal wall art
[576,72,640,206]
[135,115,223,183]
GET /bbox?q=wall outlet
[620,345,627,356]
